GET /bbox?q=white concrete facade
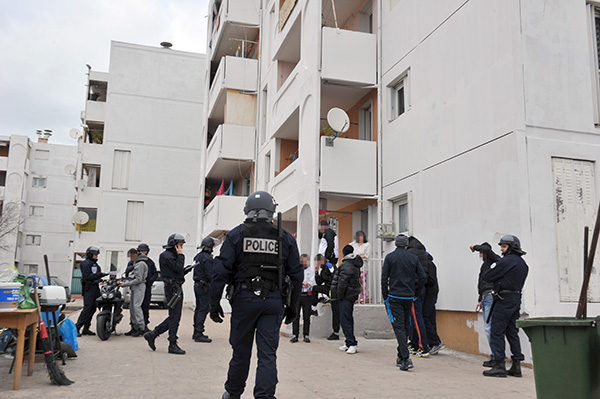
[74,42,205,298]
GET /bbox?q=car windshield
[51,276,67,286]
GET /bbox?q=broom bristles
[38,320,74,385]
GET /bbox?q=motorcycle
[95,274,124,341]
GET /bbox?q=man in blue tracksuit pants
[382,234,426,371]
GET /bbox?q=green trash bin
[517,317,600,399]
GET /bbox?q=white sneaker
[346,345,358,354]
[339,345,348,351]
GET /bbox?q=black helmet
[163,233,186,249]
[200,237,219,252]
[498,235,526,255]
[137,243,150,253]
[86,246,100,258]
[244,191,277,222]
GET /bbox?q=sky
[0,0,210,144]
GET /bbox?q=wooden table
[0,309,38,390]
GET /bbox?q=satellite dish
[64,164,76,175]
[327,108,350,134]
[73,211,90,225]
[69,128,82,139]
[77,179,88,191]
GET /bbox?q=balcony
[203,195,247,237]
[210,0,260,61]
[85,100,106,123]
[270,162,298,213]
[321,27,376,86]
[208,56,258,124]
[206,124,256,180]
[320,137,377,196]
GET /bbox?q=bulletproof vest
[235,222,281,283]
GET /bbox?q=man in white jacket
[121,248,148,337]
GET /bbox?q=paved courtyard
[1,305,536,398]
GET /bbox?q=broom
[32,282,74,385]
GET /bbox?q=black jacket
[193,251,213,283]
[145,258,158,286]
[159,249,185,282]
[408,237,439,297]
[382,247,426,299]
[482,253,528,293]
[331,254,363,301]
[321,228,338,264]
[315,261,335,289]
[80,258,105,293]
[473,243,500,301]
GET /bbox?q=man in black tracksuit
[318,220,339,266]
[311,254,340,340]
[192,237,217,343]
[76,246,107,336]
[422,253,443,353]
[144,234,187,355]
[407,237,431,355]
[382,234,426,371]
[137,243,157,330]
[482,235,529,378]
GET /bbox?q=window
[389,70,410,121]
[23,264,38,274]
[260,87,268,145]
[112,150,131,190]
[34,149,49,160]
[360,1,374,33]
[77,207,97,232]
[0,171,6,187]
[32,177,47,188]
[125,201,144,241]
[82,164,101,188]
[359,102,373,141]
[0,144,9,157]
[26,235,41,246]
[394,194,410,235]
[29,206,44,217]
[265,153,271,184]
[242,174,252,196]
[108,251,119,272]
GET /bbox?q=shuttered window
[112,150,131,189]
[125,200,144,241]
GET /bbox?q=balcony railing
[320,136,377,196]
[85,100,106,123]
[321,27,376,86]
[203,195,247,237]
[206,124,256,180]
[210,0,260,61]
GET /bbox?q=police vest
[235,222,281,283]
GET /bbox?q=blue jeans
[481,293,494,357]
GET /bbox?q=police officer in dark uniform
[192,237,218,343]
[210,191,302,399]
[144,234,187,355]
[482,235,529,378]
[76,246,107,336]
[137,243,157,331]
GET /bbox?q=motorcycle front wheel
[96,313,112,341]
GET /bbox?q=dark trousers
[193,283,210,334]
[226,290,283,399]
[490,294,524,362]
[292,294,312,337]
[312,285,340,333]
[154,286,182,343]
[142,282,153,326]
[410,288,429,350]
[422,293,441,347]
[339,299,357,347]
[388,298,412,360]
[76,286,99,330]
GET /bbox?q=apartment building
[74,41,205,296]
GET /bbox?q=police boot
[131,328,144,337]
[194,333,212,343]
[507,360,522,377]
[483,360,507,378]
[124,326,137,336]
[168,341,186,355]
[482,357,494,368]
[144,329,158,351]
[222,392,241,399]
[81,327,96,336]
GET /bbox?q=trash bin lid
[517,317,598,329]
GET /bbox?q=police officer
[76,246,107,336]
[210,191,302,399]
[137,243,157,331]
[192,237,218,343]
[144,234,187,355]
[482,235,529,378]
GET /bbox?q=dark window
[398,86,405,116]
[0,171,6,187]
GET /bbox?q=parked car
[123,271,167,309]
[24,274,72,303]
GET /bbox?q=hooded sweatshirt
[330,253,363,302]
[122,255,149,287]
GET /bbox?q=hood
[408,236,426,251]
[343,253,364,268]
[137,254,149,262]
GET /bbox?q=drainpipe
[254,0,264,192]
[376,0,384,262]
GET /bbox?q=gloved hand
[283,306,298,325]
[210,304,224,323]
